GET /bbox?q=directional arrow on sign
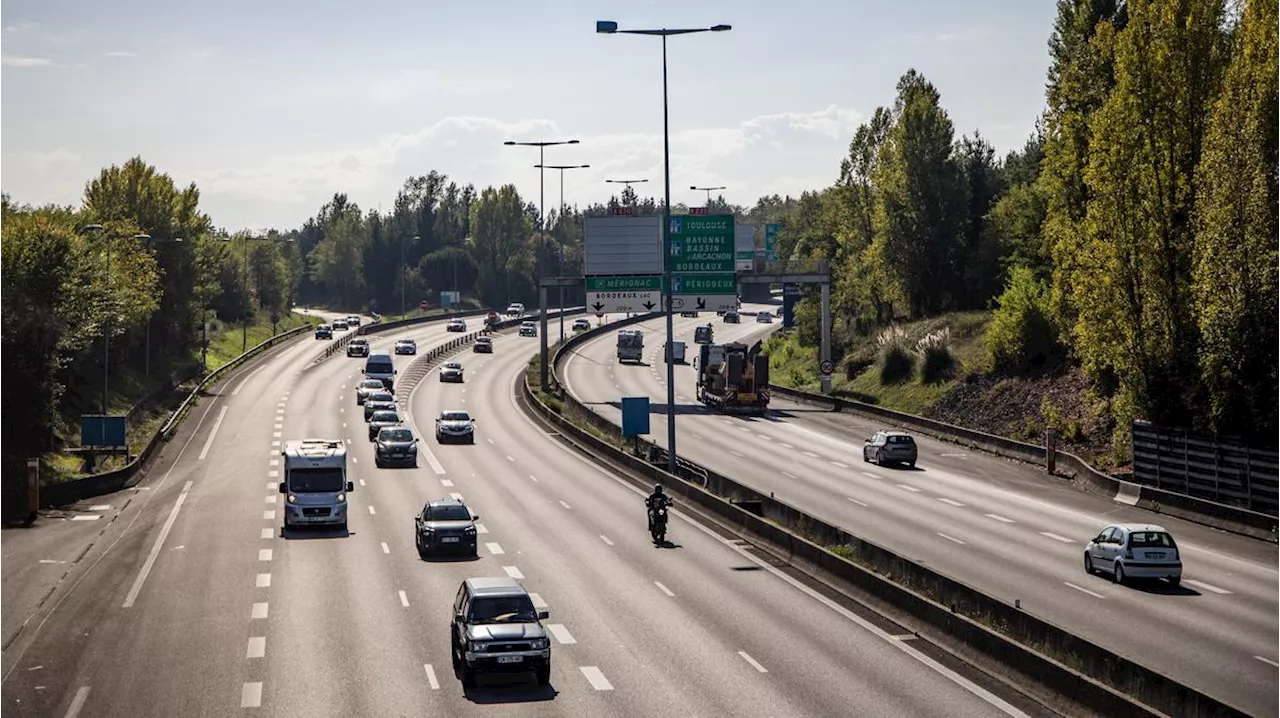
[592,302,605,312]
[696,297,706,310]
[643,301,655,310]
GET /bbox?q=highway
[0,311,1050,717]
[561,305,1280,718]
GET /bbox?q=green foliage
[876,325,914,384]
[986,267,1061,373]
[915,327,956,384]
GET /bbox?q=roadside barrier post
[1046,427,1057,475]
[26,458,39,521]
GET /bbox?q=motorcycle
[649,503,670,543]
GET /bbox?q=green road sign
[670,273,737,294]
[585,275,662,292]
[668,215,735,273]
[765,223,780,261]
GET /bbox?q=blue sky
[1,0,1057,231]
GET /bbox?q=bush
[985,267,1062,373]
[915,327,955,384]
[877,325,913,384]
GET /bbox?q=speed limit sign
[819,359,835,375]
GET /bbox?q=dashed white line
[782,471,798,479]
[424,664,440,690]
[198,407,229,460]
[263,510,276,520]
[251,603,268,620]
[487,438,495,444]
[985,513,1015,524]
[265,496,276,504]
[255,573,271,588]
[87,504,111,511]
[546,624,576,645]
[846,497,869,507]
[830,461,850,469]
[351,457,358,464]
[399,590,410,607]
[359,479,366,487]
[803,451,820,458]
[368,505,376,515]
[272,432,282,439]
[937,498,966,507]
[269,459,279,466]
[1254,655,1280,668]
[529,474,539,483]
[860,472,879,479]
[486,542,504,555]
[121,480,193,609]
[738,651,768,673]
[507,455,515,462]
[779,443,794,449]
[558,500,572,510]
[580,667,614,690]
[268,470,278,478]
[654,581,675,597]
[475,523,489,534]
[1185,579,1232,595]
[896,484,922,493]
[441,479,454,487]
[64,686,90,718]
[450,492,465,502]
[1064,582,1105,598]
[381,542,390,554]
[240,682,263,708]
[258,549,272,562]
[273,423,283,430]
[1039,532,1074,544]
[70,515,101,521]
[246,636,266,658]
[503,566,525,580]
[265,482,275,490]
[271,441,280,448]
[730,450,745,458]
[260,528,273,539]
[529,592,548,611]
[599,535,614,546]
[937,533,966,545]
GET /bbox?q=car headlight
[469,640,484,653]
[421,526,434,534]
[287,494,297,503]
[530,638,549,650]
[335,493,345,502]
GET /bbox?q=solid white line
[251,603,268,619]
[847,497,869,507]
[1039,531,1074,544]
[263,510,276,520]
[654,581,675,597]
[121,480,193,608]
[399,590,410,607]
[985,513,1015,523]
[738,651,768,673]
[937,532,966,545]
[1185,579,1232,595]
[64,686,90,718]
[486,542,504,555]
[230,364,267,396]
[197,406,228,460]
[1063,582,1105,599]
[559,500,572,510]
[1254,655,1280,668]
[381,542,390,554]
[937,498,966,507]
[599,534,614,546]
[246,636,266,658]
[896,484,922,493]
[256,573,271,588]
[503,566,525,580]
[547,624,576,645]
[240,682,263,708]
[580,666,613,690]
[258,549,272,562]
[424,664,440,690]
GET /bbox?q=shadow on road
[463,678,558,704]
[1126,580,1202,597]
[280,527,352,540]
[419,551,481,563]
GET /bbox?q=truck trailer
[694,340,770,414]
[617,329,644,363]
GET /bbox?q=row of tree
[772,0,1277,443]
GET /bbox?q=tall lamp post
[605,178,649,206]
[404,234,419,316]
[691,185,726,209]
[596,19,731,476]
[136,234,184,378]
[536,163,590,342]
[503,138,579,310]
[225,236,291,353]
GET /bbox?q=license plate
[1148,553,1165,559]
[496,655,523,664]
[442,537,460,543]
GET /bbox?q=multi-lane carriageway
[562,305,1280,718]
[3,310,1056,718]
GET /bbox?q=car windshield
[367,361,394,374]
[1128,531,1176,548]
[427,505,471,521]
[469,596,538,624]
[369,392,394,402]
[380,428,413,442]
[477,338,490,343]
[441,411,471,422]
[398,339,413,345]
[360,380,384,389]
[371,411,399,422]
[287,467,344,493]
[446,362,461,369]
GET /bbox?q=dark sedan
[375,426,418,468]
[368,410,402,441]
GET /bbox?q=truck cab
[279,439,354,532]
[616,329,644,363]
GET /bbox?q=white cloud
[16,147,82,170]
[3,21,40,33]
[2,55,55,67]
[105,51,140,58]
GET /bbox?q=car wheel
[451,643,461,670]
[536,665,551,685]
[1083,553,1094,575]
[862,449,869,462]
[908,459,916,468]
[1114,562,1126,585]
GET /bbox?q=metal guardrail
[1132,420,1279,516]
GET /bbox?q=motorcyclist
[645,484,673,532]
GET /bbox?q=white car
[348,315,361,326]
[572,318,591,332]
[446,319,467,332]
[439,361,464,383]
[1084,523,1182,586]
[519,321,537,337]
[435,409,475,443]
[394,338,417,355]
[505,303,525,316]
[333,319,349,331]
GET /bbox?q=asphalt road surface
[560,305,1279,718]
[1,311,1052,717]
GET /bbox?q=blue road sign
[621,397,651,436]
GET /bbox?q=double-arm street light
[596,19,731,476]
[606,178,649,202]
[691,185,726,208]
[536,163,590,342]
[503,138,580,313]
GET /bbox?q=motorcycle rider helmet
[653,484,664,496]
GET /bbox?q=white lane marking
[756,434,771,441]
[269,459,279,466]
[381,542,390,554]
[654,581,675,597]
[258,549,272,562]
[803,451,820,458]
[399,590,410,607]
[860,472,880,479]
[782,471,798,479]
[529,474,539,483]
[937,533,966,545]
[272,432,282,439]
[730,450,745,458]
[581,666,613,690]
[487,438,495,444]
[1039,532,1074,544]
[831,461,850,469]
[64,686,90,718]
[779,443,794,449]
[246,636,265,658]
[424,664,440,690]
[268,470,278,478]
[255,574,271,588]
[896,484,922,493]
[359,479,366,486]
[265,482,275,490]
[271,440,280,448]
[231,365,267,395]
[691,432,703,440]
[486,542,504,555]
[198,406,229,460]
[87,505,111,511]
[421,443,446,475]
[507,455,515,462]
[260,528,273,539]
[240,682,263,708]
[559,500,572,510]
[847,497,869,507]
[503,566,525,580]
[599,535,614,546]
[529,592,548,611]
[1254,656,1280,668]
[368,506,376,515]
[251,603,268,620]
[450,492,465,502]
[351,457,358,463]
[441,479,454,487]
[121,480,193,609]
[738,651,768,673]
[546,624,576,645]
[273,423,282,430]
[70,515,101,521]
[263,510,276,520]
[937,498,966,507]
[1185,579,1232,595]
[341,422,347,428]
[265,496,276,504]
[985,513,1015,523]
[38,560,67,564]
[1063,582,1105,598]
[475,523,489,534]
[940,453,968,457]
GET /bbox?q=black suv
[347,338,370,357]
[414,499,478,556]
[723,311,740,323]
[375,426,418,468]
[451,577,550,687]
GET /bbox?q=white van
[363,351,397,391]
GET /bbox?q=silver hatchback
[1084,524,1182,586]
[862,430,918,467]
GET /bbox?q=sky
[1,0,1058,232]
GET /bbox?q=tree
[308,194,367,309]
[469,185,532,306]
[1191,0,1279,441]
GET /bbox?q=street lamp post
[503,138,580,306]
[596,19,731,476]
[225,236,291,353]
[404,234,419,316]
[691,185,726,209]
[605,178,649,207]
[536,163,590,342]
